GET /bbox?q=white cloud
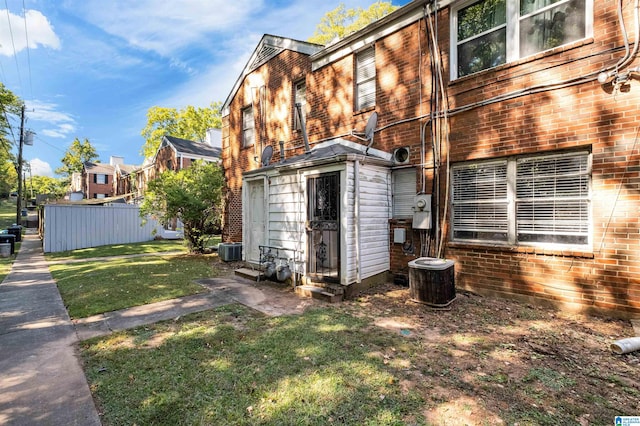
[73,0,261,57]
[26,100,76,139]
[29,158,53,177]
[0,9,60,56]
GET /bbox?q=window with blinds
[452,160,509,241]
[451,151,590,246]
[242,106,254,148]
[355,47,376,111]
[516,152,590,244]
[392,168,417,218]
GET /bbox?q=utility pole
[15,104,25,226]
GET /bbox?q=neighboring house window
[392,168,417,218]
[242,106,255,147]
[293,80,306,131]
[94,174,107,184]
[451,0,591,78]
[96,193,106,199]
[355,47,376,111]
[451,151,590,246]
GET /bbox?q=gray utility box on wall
[408,257,455,308]
[218,243,243,261]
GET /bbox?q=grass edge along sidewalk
[49,239,220,319]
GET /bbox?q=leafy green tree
[56,137,99,178]
[0,160,18,197]
[140,102,223,159]
[0,83,22,197]
[25,175,66,199]
[308,1,398,45]
[140,161,224,253]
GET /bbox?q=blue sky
[1,0,410,177]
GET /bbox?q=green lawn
[45,239,188,260]
[81,305,425,425]
[0,199,18,282]
[50,254,215,318]
[0,198,17,229]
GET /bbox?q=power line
[4,0,24,97]
[21,0,34,100]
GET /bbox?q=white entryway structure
[242,139,393,287]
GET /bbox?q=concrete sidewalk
[0,230,101,425]
[74,276,319,340]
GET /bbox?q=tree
[140,161,224,253]
[140,102,223,159]
[0,83,22,197]
[308,1,398,45]
[56,137,99,178]
[25,175,67,199]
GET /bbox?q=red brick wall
[222,3,640,316]
[222,49,314,242]
[84,172,114,198]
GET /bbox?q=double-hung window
[95,174,107,184]
[242,106,254,148]
[355,47,376,111]
[451,0,592,79]
[293,80,306,131]
[452,151,591,247]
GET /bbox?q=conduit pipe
[610,337,640,354]
[598,0,640,83]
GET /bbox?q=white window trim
[450,0,594,80]
[294,79,306,131]
[355,46,376,111]
[451,151,592,249]
[242,106,254,148]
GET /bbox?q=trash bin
[0,243,10,258]
[0,234,16,255]
[7,225,22,242]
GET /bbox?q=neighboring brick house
[222,1,640,317]
[81,162,115,199]
[114,163,137,199]
[153,135,221,176]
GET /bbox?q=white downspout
[355,160,361,283]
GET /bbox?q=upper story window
[94,174,108,184]
[355,47,376,111]
[242,106,255,148]
[451,150,591,247]
[293,80,306,131]
[451,0,591,79]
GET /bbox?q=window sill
[447,241,594,259]
[450,37,595,86]
[353,106,376,117]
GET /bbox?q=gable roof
[115,164,137,175]
[161,135,221,160]
[83,162,115,175]
[222,35,323,116]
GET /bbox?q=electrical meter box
[412,194,432,229]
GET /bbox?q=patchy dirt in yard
[341,283,640,425]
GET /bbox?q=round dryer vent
[393,147,410,164]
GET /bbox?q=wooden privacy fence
[43,204,163,253]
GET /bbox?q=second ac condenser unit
[218,243,243,261]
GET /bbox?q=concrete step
[235,268,263,281]
[295,285,343,303]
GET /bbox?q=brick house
[81,162,115,199]
[222,1,640,317]
[153,135,221,176]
